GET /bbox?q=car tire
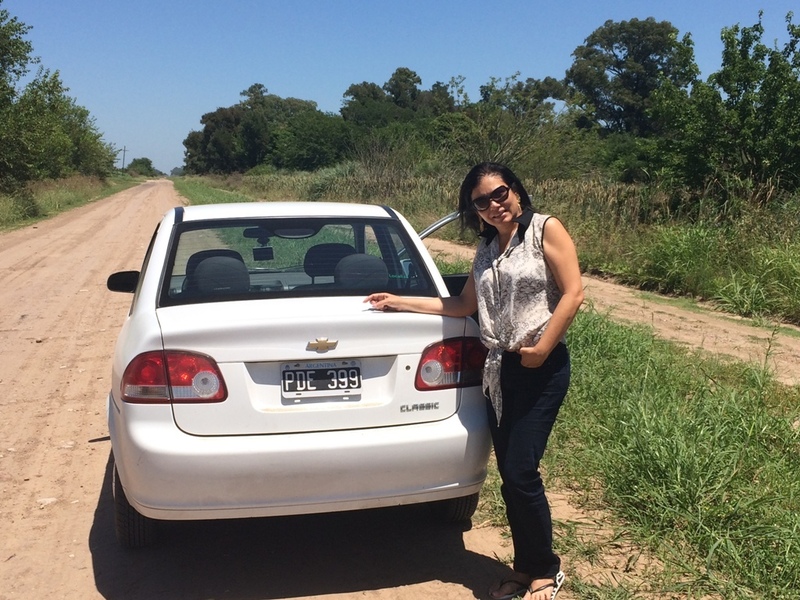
[112,461,154,548]
[429,491,480,523]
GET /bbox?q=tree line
[184,12,800,210]
[2,2,797,212]
[0,0,117,197]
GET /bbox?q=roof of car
[172,202,397,223]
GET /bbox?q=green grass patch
[541,309,800,598]
[432,256,472,275]
[173,177,256,205]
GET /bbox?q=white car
[106,202,490,548]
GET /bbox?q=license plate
[281,360,362,402]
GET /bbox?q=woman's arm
[365,269,479,317]
[519,218,584,368]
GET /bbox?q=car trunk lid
[156,297,477,435]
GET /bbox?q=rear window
[158,216,438,307]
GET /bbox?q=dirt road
[0,180,797,600]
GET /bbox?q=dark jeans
[487,343,570,579]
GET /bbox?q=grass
[177,168,468,237]
[172,177,258,205]
[540,309,800,599]
[540,183,800,326]
[432,256,472,275]
[0,174,140,229]
[15,168,799,328]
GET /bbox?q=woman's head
[457,162,532,236]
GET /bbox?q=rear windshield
[158,216,438,307]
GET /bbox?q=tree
[239,83,269,108]
[443,73,560,167]
[341,81,398,127]
[565,17,699,136]
[341,69,434,128]
[711,12,800,195]
[236,85,318,170]
[1,65,115,188]
[414,81,456,117]
[383,67,421,109]
[126,157,161,177]
[0,3,37,191]
[651,12,800,200]
[0,0,35,103]
[183,83,345,174]
[272,111,350,171]
[62,102,116,176]
[0,2,115,191]
[182,130,207,173]
[183,105,245,174]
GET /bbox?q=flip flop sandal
[528,571,565,600]
[488,578,529,600]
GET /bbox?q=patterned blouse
[473,208,563,423]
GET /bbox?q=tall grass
[0,174,139,229]
[547,309,800,598]
[532,180,800,325]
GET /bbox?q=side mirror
[107,271,139,293]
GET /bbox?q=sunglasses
[471,185,510,211]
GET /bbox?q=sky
[4,0,797,174]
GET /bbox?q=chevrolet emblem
[306,337,338,352]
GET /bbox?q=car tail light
[121,351,227,403]
[415,337,488,391]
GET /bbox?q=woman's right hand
[364,292,402,311]
[365,284,475,317]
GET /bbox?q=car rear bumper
[108,391,491,520]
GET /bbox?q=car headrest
[334,254,389,290]
[303,243,356,280]
[185,249,244,277]
[192,256,250,295]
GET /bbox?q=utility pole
[121,146,127,169]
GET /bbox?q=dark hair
[457,162,533,236]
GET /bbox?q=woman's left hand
[518,345,549,368]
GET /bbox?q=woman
[366,162,583,600]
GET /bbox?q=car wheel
[112,461,154,548]
[429,492,480,523]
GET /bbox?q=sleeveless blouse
[473,210,563,422]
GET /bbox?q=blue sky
[4,0,797,173]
